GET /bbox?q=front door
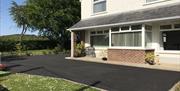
[162,31,180,50]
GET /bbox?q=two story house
[68,0,180,64]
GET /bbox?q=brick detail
[108,49,154,64]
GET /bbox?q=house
[68,0,180,65]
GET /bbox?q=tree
[10,0,81,49]
[10,1,29,42]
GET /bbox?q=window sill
[93,46,109,50]
[157,50,180,54]
[143,0,171,6]
[92,11,107,16]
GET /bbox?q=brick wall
[108,49,154,63]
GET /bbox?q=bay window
[89,24,152,48]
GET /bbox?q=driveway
[2,55,180,91]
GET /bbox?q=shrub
[15,43,23,56]
[74,43,85,57]
[53,45,62,54]
[145,52,155,65]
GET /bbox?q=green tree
[10,0,81,49]
[10,1,29,42]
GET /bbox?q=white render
[81,0,180,19]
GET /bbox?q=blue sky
[0,0,38,36]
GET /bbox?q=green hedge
[0,35,57,52]
[0,40,57,52]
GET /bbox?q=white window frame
[90,30,109,47]
[159,23,180,52]
[144,0,170,5]
[92,0,107,15]
[110,24,145,49]
[160,23,180,31]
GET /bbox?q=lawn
[0,73,100,91]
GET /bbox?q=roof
[69,3,180,31]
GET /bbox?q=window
[91,35,109,46]
[97,31,103,34]
[174,24,180,29]
[145,25,152,30]
[111,27,119,32]
[146,0,158,3]
[131,25,142,30]
[93,0,106,13]
[121,26,129,31]
[145,31,152,48]
[160,25,172,30]
[104,30,109,33]
[111,32,142,47]
[90,30,109,46]
[91,31,96,34]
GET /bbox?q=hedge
[0,40,57,52]
[0,35,57,52]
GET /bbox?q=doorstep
[65,57,180,72]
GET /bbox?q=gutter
[67,16,180,31]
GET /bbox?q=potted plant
[145,52,155,65]
[74,42,85,57]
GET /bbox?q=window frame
[110,24,144,48]
[144,0,170,5]
[92,0,107,14]
[90,30,109,47]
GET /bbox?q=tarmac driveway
[2,55,180,91]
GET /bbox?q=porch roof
[69,3,180,31]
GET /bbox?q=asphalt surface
[2,55,180,91]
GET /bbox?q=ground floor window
[162,30,180,50]
[111,32,142,47]
[90,30,109,47]
[145,31,152,48]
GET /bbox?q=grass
[0,73,100,91]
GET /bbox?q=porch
[68,4,180,65]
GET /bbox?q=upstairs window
[146,0,159,3]
[93,0,106,13]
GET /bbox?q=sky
[0,0,38,36]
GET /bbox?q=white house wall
[81,0,180,19]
